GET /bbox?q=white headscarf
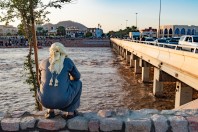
[48,42,67,86]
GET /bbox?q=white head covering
[48,42,67,86]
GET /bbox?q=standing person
[37,42,82,119]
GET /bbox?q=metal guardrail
[120,39,198,54]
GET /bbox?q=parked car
[144,37,155,44]
[145,37,155,41]
[178,35,198,51]
[168,37,180,45]
[154,38,168,44]
[165,37,171,42]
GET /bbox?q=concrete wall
[1,109,198,132]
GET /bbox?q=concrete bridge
[110,38,198,109]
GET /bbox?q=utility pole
[158,0,161,38]
[126,20,128,28]
[135,13,138,28]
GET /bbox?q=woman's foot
[61,110,78,120]
[45,110,55,119]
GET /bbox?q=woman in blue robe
[37,42,82,119]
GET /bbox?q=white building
[159,25,198,38]
[66,26,79,37]
[0,25,18,36]
[140,27,157,37]
[87,28,103,38]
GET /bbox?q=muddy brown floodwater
[0,47,183,112]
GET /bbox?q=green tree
[0,0,72,110]
[108,26,139,38]
[6,32,11,36]
[36,26,44,36]
[85,32,92,38]
[57,26,66,36]
[17,23,25,36]
[42,29,48,36]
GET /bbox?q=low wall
[1,109,198,132]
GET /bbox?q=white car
[178,35,198,51]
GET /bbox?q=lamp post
[158,0,161,38]
[135,13,138,28]
[126,20,128,28]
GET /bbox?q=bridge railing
[119,38,198,54]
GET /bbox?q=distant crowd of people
[0,36,109,47]
[0,36,28,47]
[0,36,63,47]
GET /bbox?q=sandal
[61,110,78,120]
[45,111,55,119]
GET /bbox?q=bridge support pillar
[119,46,122,56]
[115,44,119,52]
[140,60,150,82]
[121,48,124,57]
[123,49,126,59]
[130,54,135,68]
[153,67,163,96]
[175,81,193,108]
[134,59,141,74]
[117,46,120,55]
[126,51,131,64]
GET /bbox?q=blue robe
[37,57,82,112]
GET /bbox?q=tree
[36,26,44,36]
[42,29,48,36]
[57,26,66,36]
[17,23,25,36]
[6,32,11,36]
[85,32,92,38]
[108,26,139,38]
[0,0,72,110]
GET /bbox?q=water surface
[0,47,174,112]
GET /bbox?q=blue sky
[1,0,198,33]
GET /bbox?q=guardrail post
[126,50,131,64]
[153,67,163,96]
[175,81,193,108]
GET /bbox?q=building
[87,28,103,38]
[159,25,198,38]
[47,26,57,36]
[140,27,157,37]
[66,26,80,38]
[0,25,18,36]
[95,28,103,38]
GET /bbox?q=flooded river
[0,47,175,112]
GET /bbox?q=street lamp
[126,20,128,28]
[158,0,161,38]
[135,13,138,29]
